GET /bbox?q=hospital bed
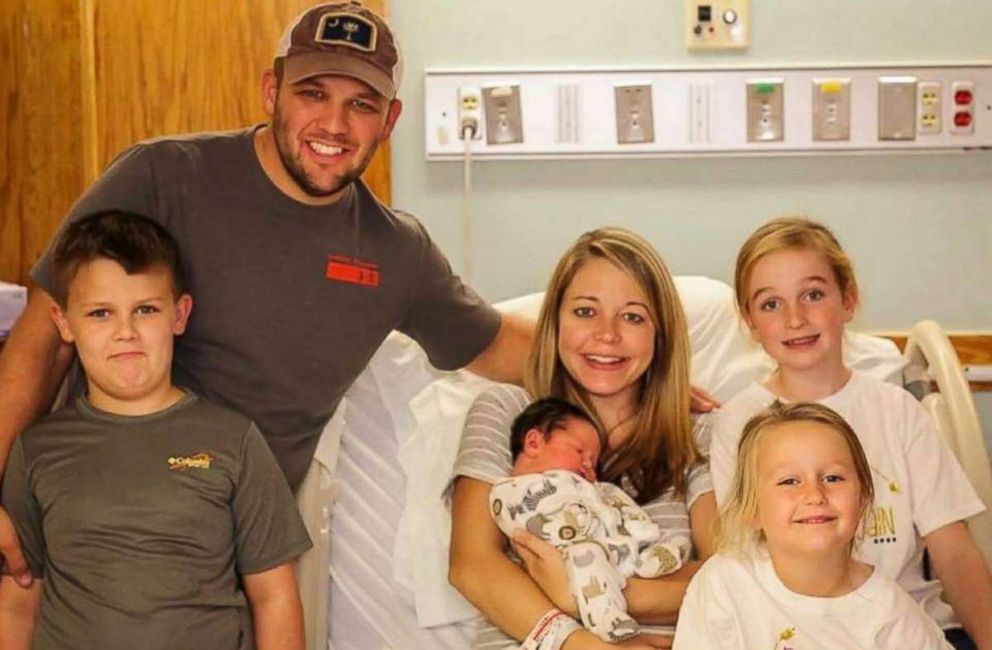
[295,277,992,650]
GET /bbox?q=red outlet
[955,89,974,105]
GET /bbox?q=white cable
[461,125,474,284]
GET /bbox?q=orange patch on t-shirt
[326,255,380,287]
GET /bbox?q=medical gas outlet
[615,84,655,144]
[747,79,784,142]
[812,79,851,141]
[482,85,524,145]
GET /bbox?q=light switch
[878,77,917,141]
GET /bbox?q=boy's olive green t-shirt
[0,394,312,650]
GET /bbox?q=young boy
[489,398,689,643]
[0,211,312,650]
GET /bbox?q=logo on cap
[315,12,377,52]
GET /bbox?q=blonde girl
[450,228,717,650]
[708,216,991,649]
[675,402,951,650]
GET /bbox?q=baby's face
[529,417,602,481]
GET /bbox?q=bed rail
[904,320,992,568]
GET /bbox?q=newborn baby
[489,398,688,642]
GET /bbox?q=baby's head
[509,398,603,481]
[50,211,192,410]
[719,401,874,559]
[734,216,858,317]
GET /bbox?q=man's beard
[272,112,375,199]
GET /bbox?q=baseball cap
[274,2,403,100]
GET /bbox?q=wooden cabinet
[1,0,390,287]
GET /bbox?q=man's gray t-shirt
[0,393,312,650]
[31,128,502,489]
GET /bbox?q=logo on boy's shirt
[865,505,899,545]
[168,452,214,471]
[326,255,380,287]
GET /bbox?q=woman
[449,228,717,649]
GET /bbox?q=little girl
[708,217,991,648]
[675,401,951,649]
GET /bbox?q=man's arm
[925,521,992,649]
[0,289,74,583]
[243,563,305,650]
[0,576,42,650]
[464,313,534,385]
[0,289,73,462]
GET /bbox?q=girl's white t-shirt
[708,371,985,629]
[673,550,952,650]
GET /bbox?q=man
[0,2,532,586]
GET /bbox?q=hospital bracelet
[520,608,583,650]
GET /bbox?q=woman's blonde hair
[734,216,859,314]
[717,401,875,555]
[524,227,697,504]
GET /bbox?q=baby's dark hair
[509,397,599,460]
[51,211,186,306]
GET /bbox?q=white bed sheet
[327,341,477,649]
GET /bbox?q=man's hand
[0,508,31,587]
[689,386,719,414]
[511,530,577,617]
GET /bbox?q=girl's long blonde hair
[717,401,875,555]
[524,227,697,504]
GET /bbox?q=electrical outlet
[746,79,784,142]
[812,78,851,141]
[878,76,917,140]
[686,0,749,50]
[458,86,482,140]
[951,80,975,134]
[482,85,524,145]
[615,84,655,144]
[917,81,942,135]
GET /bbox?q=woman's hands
[618,634,673,649]
[513,532,679,650]
[561,629,672,650]
[511,530,578,618]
